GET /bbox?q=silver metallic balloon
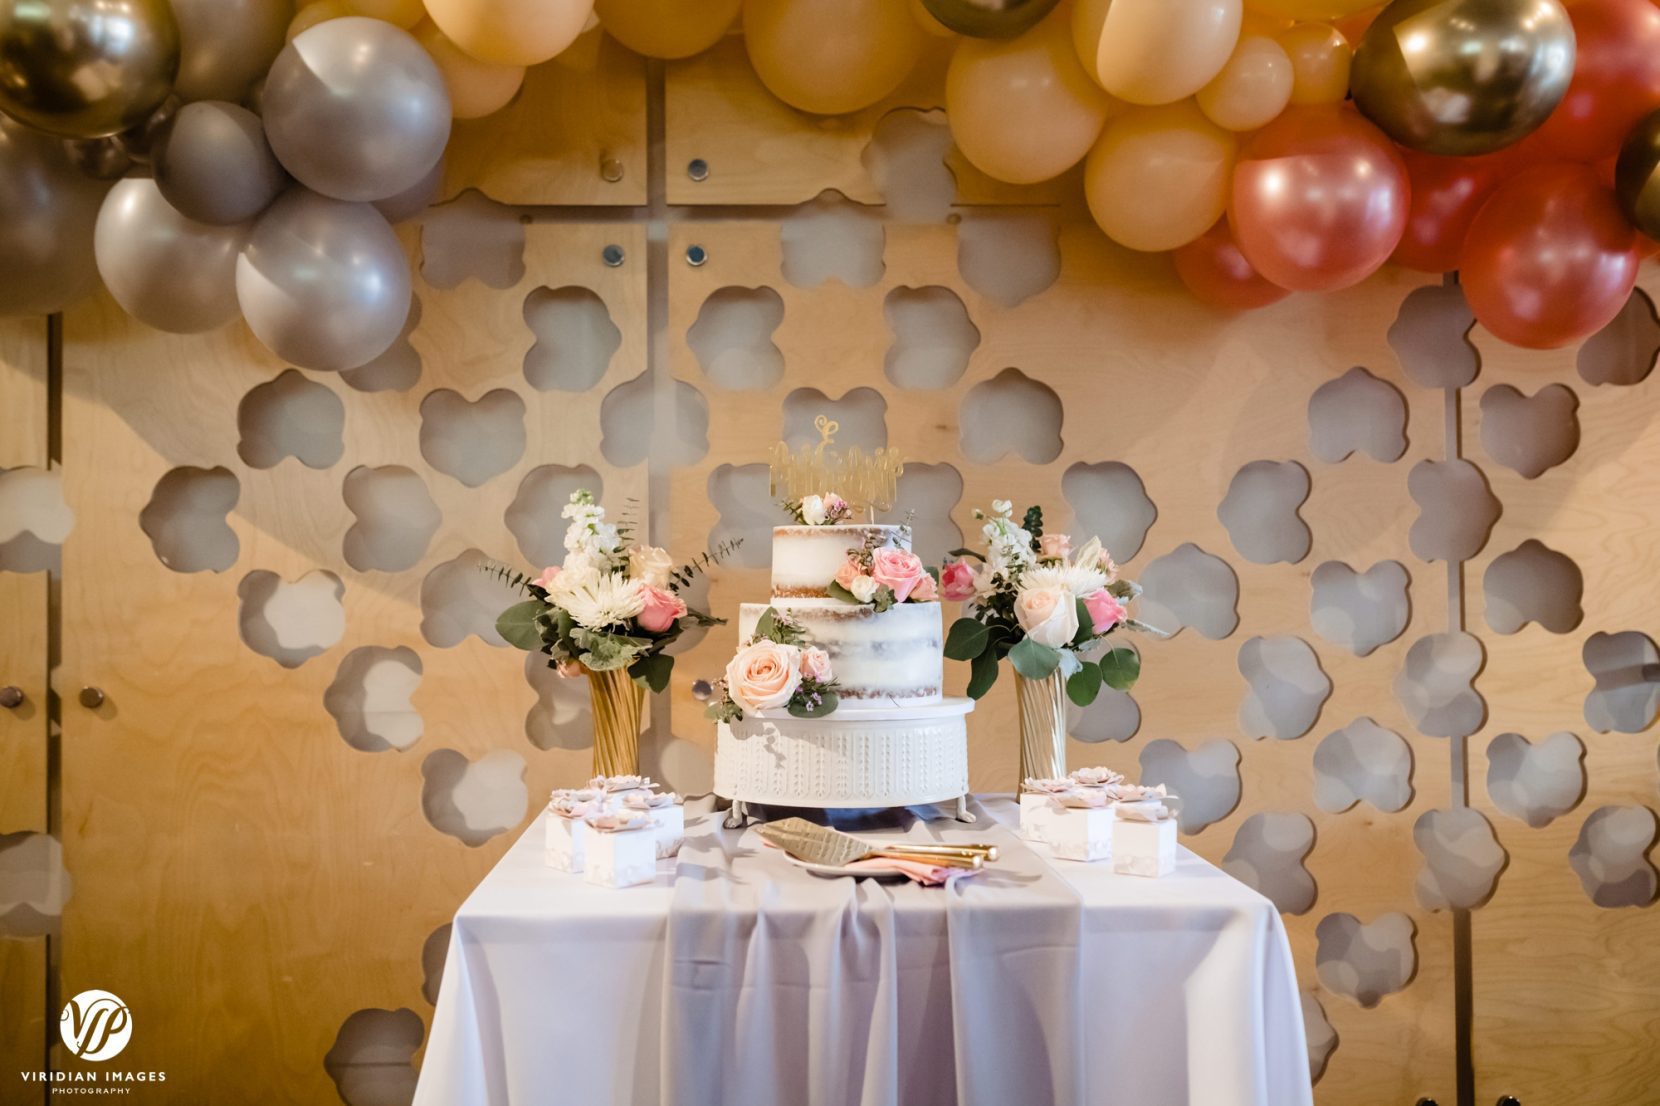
[0,114,107,316]
[261,17,451,203]
[114,92,180,164]
[94,178,246,333]
[920,0,1058,38]
[169,0,293,103]
[1350,0,1576,157]
[156,101,287,225]
[372,157,444,225]
[236,189,413,371]
[0,0,180,138]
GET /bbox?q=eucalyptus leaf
[754,607,779,640]
[788,689,840,718]
[497,600,547,651]
[630,652,673,693]
[947,547,986,562]
[967,647,1000,699]
[826,581,861,605]
[1071,596,1095,646]
[944,617,990,661]
[1066,660,1102,707]
[1099,647,1141,691]
[1009,637,1061,680]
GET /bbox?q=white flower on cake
[784,491,852,527]
[847,574,879,603]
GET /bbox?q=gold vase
[587,667,644,778]
[1014,670,1068,786]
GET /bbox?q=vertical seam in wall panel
[644,59,671,758]
[45,310,62,1097]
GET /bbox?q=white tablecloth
[414,797,1312,1106]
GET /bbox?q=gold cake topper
[769,415,904,515]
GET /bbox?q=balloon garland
[3,0,1660,356]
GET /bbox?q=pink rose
[1038,533,1072,560]
[833,557,864,591]
[532,565,562,590]
[725,640,803,713]
[870,547,927,603]
[1081,588,1125,634]
[636,583,687,633]
[910,573,937,602]
[940,561,976,601]
[800,645,832,683]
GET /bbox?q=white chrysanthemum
[553,572,646,629]
[1023,562,1107,596]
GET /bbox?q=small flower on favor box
[1022,777,1077,795]
[549,795,595,819]
[583,811,654,833]
[1055,790,1113,809]
[1070,766,1125,788]
[1082,589,1126,634]
[628,545,674,588]
[939,561,977,602]
[636,583,688,633]
[623,791,679,810]
[801,645,833,683]
[871,546,928,602]
[1038,532,1072,561]
[589,774,654,793]
[1015,586,1079,647]
[725,639,805,714]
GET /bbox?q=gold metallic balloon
[921,0,1059,39]
[1615,108,1660,241]
[1349,0,1575,157]
[0,0,180,138]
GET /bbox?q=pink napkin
[842,857,981,885]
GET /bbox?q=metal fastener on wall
[0,686,22,709]
[1415,1099,1439,1106]
[602,244,625,268]
[685,244,707,267]
[599,155,624,183]
[687,158,709,182]
[1496,1097,1521,1106]
[79,687,105,709]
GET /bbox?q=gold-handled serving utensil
[757,818,989,870]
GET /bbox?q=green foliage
[1071,596,1095,646]
[571,627,649,671]
[1009,636,1061,680]
[629,652,673,693]
[1022,504,1043,543]
[496,600,547,651]
[944,617,990,661]
[967,647,1000,699]
[668,537,744,593]
[1099,647,1141,691]
[1066,660,1102,707]
[788,688,840,718]
[826,580,860,605]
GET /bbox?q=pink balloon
[1228,105,1409,291]
[1460,162,1639,350]
[1173,219,1291,310]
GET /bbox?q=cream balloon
[347,0,425,27]
[946,10,1110,183]
[287,0,351,39]
[1245,0,1375,20]
[1277,22,1350,105]
[1084,100,1237,251]
[423,0,595,67]
[1094,0,1243,105]
[744,0,926,115]
[1196,33,1292,130]
[416,20,524,118]
[1070,0,1110,87]
[595,0,739,58]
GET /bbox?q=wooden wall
[1,28,1656,1106]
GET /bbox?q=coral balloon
[170,0,291,102]
[1197,33,1293,131]
[1229,105,1408,290]
[94,178,246,333]
[416,20,525,118]
[1085,101,1238,251]
[946,9,1110,183]
[0,0,179,139]
[1392,147,1507,272]
[347,0,425,27]
[1245,0,1376,18]
[1615,107,1660,240]
[594,0,739,58]
[1173,219,1291,309]
[1460,163,1638,349]
[744,0,926,115]
[1350,0,1574,157]
[1527,0,1660,163]
[0,115,108,316]
[922,0,1059,39]
[237,190,413,370]
[1091,0,1243,105]
[1277,22,1350,105]
[422,0,595,67]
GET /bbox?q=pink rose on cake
[871,547,928,602]
[725,639,803,713]
[800,645,833,683]
[910,573,937,602]
[834,557,863,591]
[1014,585,1078,647]
[939,561,976,602]
[1081,589,1125,634]
[636,583,688,633]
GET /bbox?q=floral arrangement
[706,608,841,722]
[827,526,938,611]
[940,500,1153,705]
[491,490,733,692]
[783,491,853,526]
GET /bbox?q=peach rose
[871,546,927,603]
[1081,588,1125,634]
[910,572,937,602]
[628,545,674,587]
[636,583,687,633]
[725,639,803,713]
[1015,585,1078,647]
[939,561,976,601]
[532,564,562,590]
[1038,533,1072,561]
[800,645,832,683]
[833,557,863,591]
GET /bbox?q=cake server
[757,818,985,869]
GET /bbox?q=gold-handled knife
[757,818,985,870]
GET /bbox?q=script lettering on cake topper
[769,415,904,518]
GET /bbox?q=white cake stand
[714,697,975,828]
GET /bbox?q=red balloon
[1528,0,1660,163]
[1173,219,1291,310]
[1460,163,1639,349]
[1393,148,1508,272]
[1229,106,1409,292]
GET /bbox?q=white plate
[780,852,910,881]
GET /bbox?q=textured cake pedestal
[715,698,974,827]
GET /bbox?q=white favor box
[649,805,685,859]
[1019,793,1064,844]
[544,816,587,873]
[1043,805,1116,863]
[583,827,659,888]
[1113,817,1177,878]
